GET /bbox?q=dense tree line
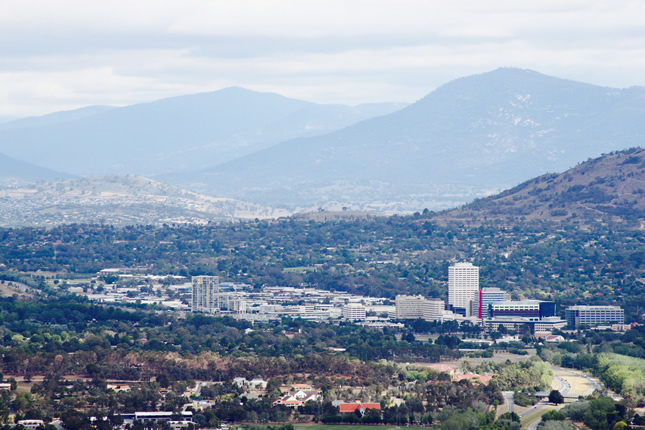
[0,297,460,380]
[561,397,629,430]
[0,215,643,321]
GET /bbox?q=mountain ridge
[182,68,645,211]
[0,87,405,177]
[0,152,73,187]
[0,175,289,227]
[438,146,645,227]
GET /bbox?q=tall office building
[191,275,220,313]
[480,287,507,318]
[448,262,479,317]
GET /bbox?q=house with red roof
[337,402,382,416]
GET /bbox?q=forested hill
[441,147,645,227]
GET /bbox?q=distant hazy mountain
[0,105,114,131]
[0,88,405,176]
[182,68,645,212]
[0,152,73,188]
[439,147,645,226]
[0,116,19,124]
[0,175,289,227]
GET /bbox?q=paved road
[527,415,542,430]
[554,367,600,396]
[519,399,547,419]
[502,391,515,414]
[523,366,597,430]
[553,373,571,396]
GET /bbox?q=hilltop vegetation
[445,147,645,226]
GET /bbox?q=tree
[541,410,566,421]
[548,390,564,405]
[61,409,91,430]
[156,373,171,389]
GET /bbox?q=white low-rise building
[565,305,624,327]
[343,304,367,321]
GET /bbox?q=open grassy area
[0,282,34,298]
[552,369,593,397]
[496,402,509,417]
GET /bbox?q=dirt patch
[0,282,34,298]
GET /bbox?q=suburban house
[337,402,382,416]
[273,389,320,407]
[233,377,268,389]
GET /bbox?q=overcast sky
[2,0,645,117]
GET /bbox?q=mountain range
[1,147,641,228]
[175,68,645,212]
[1,67,645,219]
[0,152,72,188]
[0,88,404,177]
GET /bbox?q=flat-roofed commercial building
[491,300,556,321]
[485,316,566,333]
[565,305,624,327]
[492,300,541,320]
[479,287,507,318]
[395,295,446,321]
[343,304,367,321]
[395,295,426,319]
[422,298,445,322]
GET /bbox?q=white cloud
[1,1,645,116]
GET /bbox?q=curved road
[524,366,599,430]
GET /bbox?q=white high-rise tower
[191,275,220,313]
[448,262,479,317]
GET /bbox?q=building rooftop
[492,300,544,307]
[566,305,623,310]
